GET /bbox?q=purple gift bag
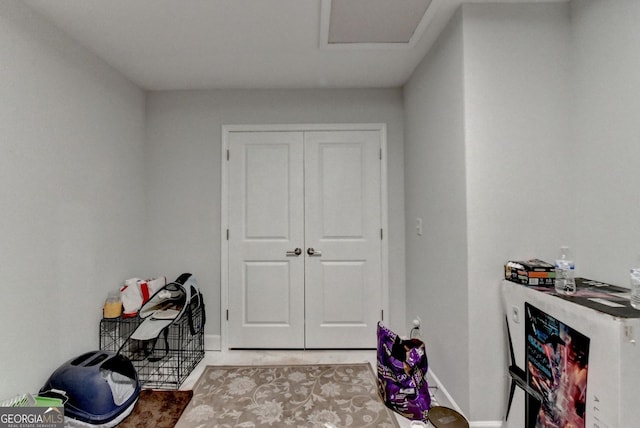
[377,321,431,421]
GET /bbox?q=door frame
[220,123,389,349]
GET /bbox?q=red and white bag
[120,276,167,318]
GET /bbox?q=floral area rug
[175,363,400,428]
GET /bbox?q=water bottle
[630,261,640,310]
[555,246,576,295]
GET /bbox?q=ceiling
[23,0,566,91]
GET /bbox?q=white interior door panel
[227,131,305,348]
[303,130,382,348]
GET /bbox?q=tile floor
[180,350,445,427]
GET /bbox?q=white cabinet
[502,278,640,428]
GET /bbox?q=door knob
[307,247,322,256]
[286,248,302,256]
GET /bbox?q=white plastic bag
[120,276,167,318]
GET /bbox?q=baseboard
[427,369,465,416]
[428,370,503,428]
[205,334,221,351]
[469,422,503,428]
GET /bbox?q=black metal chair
[505,315,543,424]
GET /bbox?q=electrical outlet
[413,316,422,329]
[512,306,520,324]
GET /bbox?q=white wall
[405,2,572,422]
[404,9,470,413]
[144,89,407,341]
[0,2,146,399]
[571,0,640,286]
[463,3,572,422]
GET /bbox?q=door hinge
[379,148,382,160]
[227,149,230,161]
[381,309,384,321]
[226,309,229,321]
[226,229,229,240]
[380,228,383,240]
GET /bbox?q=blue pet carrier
[40,351,140,427]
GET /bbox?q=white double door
[227,129,383,349]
